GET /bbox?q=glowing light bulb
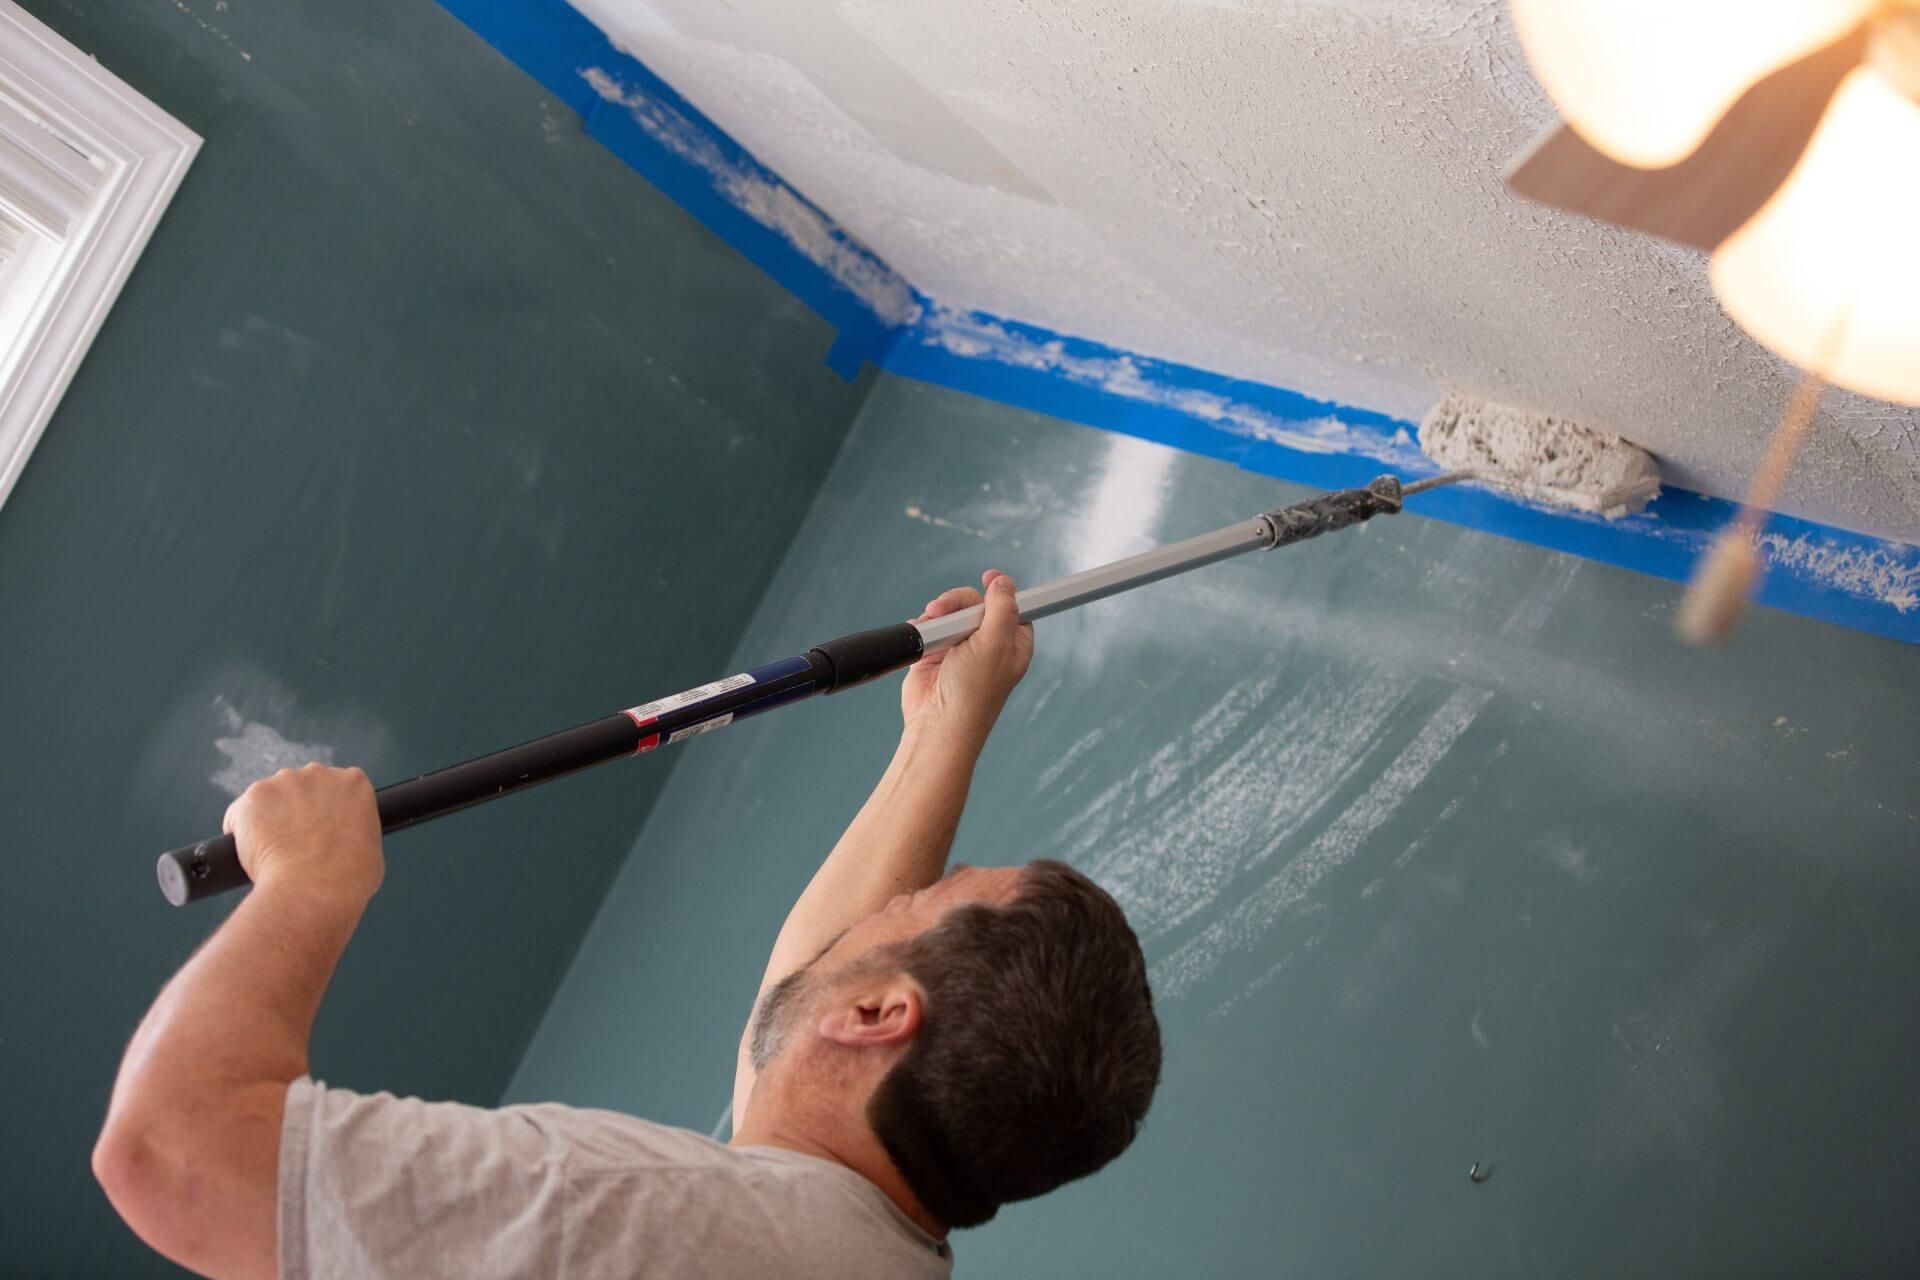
[1509,0,1879,168]
[1711,65,1920,406]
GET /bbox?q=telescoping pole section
[156,475,1449,905]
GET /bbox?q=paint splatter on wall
[209,695,337,797]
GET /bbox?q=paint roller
[155,472,1474,906]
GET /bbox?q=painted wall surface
[572,0,1920,545]
[512,376,1920,1277]
[0,0,869,1273]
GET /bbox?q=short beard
[748,964,812,1071]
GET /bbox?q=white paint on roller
[1419,394,1662,518]
[568,0,1920,541]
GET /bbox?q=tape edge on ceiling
[434,0,1920,644]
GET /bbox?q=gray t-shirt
[279,1076,954,1279]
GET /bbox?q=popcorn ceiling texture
[572,0,1920,543]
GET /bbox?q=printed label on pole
[667,713,733,745]
[626,672,755,721]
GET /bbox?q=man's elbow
[93,1116,206,1266]
[93,1115,161,1218]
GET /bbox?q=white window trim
[0,0,199,511]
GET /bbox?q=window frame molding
[0,0,199,511]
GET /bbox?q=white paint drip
[580,66,920,326]
[210,696,336,798]
[1757,530,1920,613]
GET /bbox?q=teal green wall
[12,0,1919,1271]
[512,376,1920,1277]
[0,0,869,1274]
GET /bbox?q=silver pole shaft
[912,516,1275,653]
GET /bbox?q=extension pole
[157,474,1459,906]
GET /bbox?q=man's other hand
[223,763,384,904]
[901,569,1035,743]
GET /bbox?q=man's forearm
[754,720,985,992]
[95,877,366,1278]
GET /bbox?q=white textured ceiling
[574,0,1920,542]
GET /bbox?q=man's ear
[817,976,924,1049]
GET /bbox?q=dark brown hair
[867,859,1162,1229]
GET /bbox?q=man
[94,569,1162,1278]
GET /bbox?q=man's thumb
[980,572,1019,641]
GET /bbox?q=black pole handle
[154,659,830,908]
[157,834,247,907]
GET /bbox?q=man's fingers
[923,585,983,619]
[977,569,1020,646]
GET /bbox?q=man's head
[746,860,1161,1229]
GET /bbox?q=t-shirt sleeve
[279,1075,569,1280]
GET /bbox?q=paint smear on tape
[582,67,920,327]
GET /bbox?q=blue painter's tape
[884,311,1920,643]
[824,311,896,382]
[434,0,616,114]
[432,0,1920,644]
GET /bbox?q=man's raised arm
[731,570,1033,1127]
[93,765,385,1280]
